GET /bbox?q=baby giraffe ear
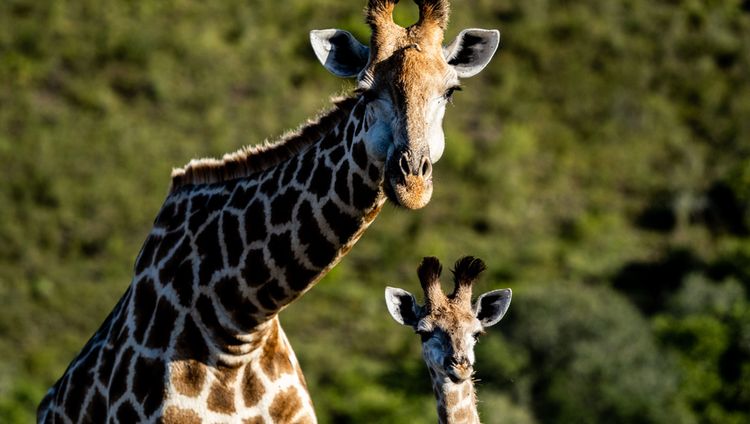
[310,29,369,78]
[385,287,420,327]
[473,288,512,328]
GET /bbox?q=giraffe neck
[132,93,386,353]
[164,315,316,422]
[36,95,384,422]
[431,375,480,424]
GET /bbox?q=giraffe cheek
[364,120,393,162]
[428,132,445,163]
[426,104,446,163]
[422,343,446,373]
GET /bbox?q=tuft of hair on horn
[417,256,443,292]
[366,0,399,26]
[417,257,448,306]
[414,0,450,30]
[451,256,486,294]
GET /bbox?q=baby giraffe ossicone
[385,256,512,424]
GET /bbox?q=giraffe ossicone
[385,256,512,424]
[38,0,500,422]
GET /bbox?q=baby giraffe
[385,256,512,424]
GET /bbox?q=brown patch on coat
[162,406,202,424]
[445,388,459,407]
[207,380,236,414]
[170,360,206,397]
[452,406,470,422]
[242,365,265,407]
[260,321,294,380]
[206,365,239,413]
[269,387,303,423]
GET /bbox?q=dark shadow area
[636,199,677,233]
[706,256,750,289]
[719,340,750,411]
[612,249,704,315]
[699,182,748,236]
[637,182,747,236]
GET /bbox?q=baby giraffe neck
[431,375,480,424]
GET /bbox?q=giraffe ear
[473,288,512,328]
[443,29,500,78]
[310,29,369,78]
[385,287,420,327]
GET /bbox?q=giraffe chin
[385,175,434,209]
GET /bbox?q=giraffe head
[310,0,500,209]
[385,256,511,382]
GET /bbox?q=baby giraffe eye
[472,331,484,342]
[444,86,462,102]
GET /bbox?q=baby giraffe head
[385,256,512,383]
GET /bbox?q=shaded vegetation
[1,0,749,422]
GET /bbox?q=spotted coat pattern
[429,368,480,424]
[37,95,386,423]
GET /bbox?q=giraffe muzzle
[447,365,473,383]
[384,149,434,209]
[445,357,473,382]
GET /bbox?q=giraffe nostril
[444,357,458,369]
[399,155,410,176]
[420,156,432,179]
[397,153,432,178]
[445,356,469,370]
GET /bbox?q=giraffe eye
[472,331,483,342]
[444,86,462,102]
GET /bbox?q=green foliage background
[2,0,749,422]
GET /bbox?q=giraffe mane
[169,95,359,193]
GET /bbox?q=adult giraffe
[37,0,500,422]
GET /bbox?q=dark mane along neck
[169,95,360,192]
